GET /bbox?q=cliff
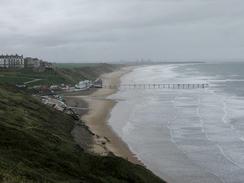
[0,85,165,183]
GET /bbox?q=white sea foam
[108,63,244,183]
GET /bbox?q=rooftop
[0,54,23,58]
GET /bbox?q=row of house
[0,54,53,70]
[0,54,24,69]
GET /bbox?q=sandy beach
[65,66,142,164]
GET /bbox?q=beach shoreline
[65,66,142,165]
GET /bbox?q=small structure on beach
[93,79,103,88]
[75,80,92,90]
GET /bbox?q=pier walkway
[102,83,209,89]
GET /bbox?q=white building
[75,80,91,90]
[0,54,24,69]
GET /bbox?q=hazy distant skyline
[0,0,244,63]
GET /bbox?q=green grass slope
[0,63,120,86]
[0,85,165,183]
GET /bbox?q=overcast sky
[0,0,244,62]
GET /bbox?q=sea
[108,62,244,183]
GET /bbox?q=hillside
[0,63,120,86]
[55,63,121,84]
[0,85,165,183]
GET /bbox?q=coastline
[65,66,142,165]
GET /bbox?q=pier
[101,83,209,89]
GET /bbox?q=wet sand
[65,67,142,164]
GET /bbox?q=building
[24,57,53,71]
[0,54,24,69]
[41,61,53,70]
[75,80,92,90]
[0,54,53,71]
[93,78,103,88]
[24,57,41,69]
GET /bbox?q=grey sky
[0,0,244,62]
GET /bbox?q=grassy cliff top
[0,85,165,183]
[0,63,121,86]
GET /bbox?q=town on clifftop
[0,54,53,71]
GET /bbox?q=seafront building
[75,80,92,90]
[0,54,24,69]
[93,78,103,88]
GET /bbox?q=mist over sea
[108,63,244,183]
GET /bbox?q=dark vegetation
[0,85,165,183]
